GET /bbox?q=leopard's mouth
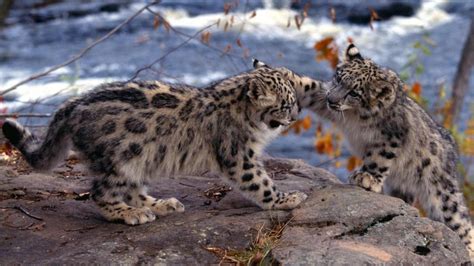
[269,120,285,128]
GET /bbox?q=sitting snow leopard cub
[329,45,473,258]
[255,46,473,259]
[2,65,308,225]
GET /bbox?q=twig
[146,8,243,59]
[64,225,98,232]
[315,157,339,167]
[179,182,197,188]
[0,0,161,96]
[127,23,216,81]
[13,206,43,221]
[0,113,51,118]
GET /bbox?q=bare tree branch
[0,113,51,118]
[127,22,217,81]
[145,8,244,60]
[450,15,474,124]
[0,0,161,96]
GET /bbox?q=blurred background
[0,0,472,191]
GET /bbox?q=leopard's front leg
[349,148,395,193]
[220,147,307,210]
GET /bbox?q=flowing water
[0,0,472,180]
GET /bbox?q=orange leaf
[236,38,243,47]
[153,16,161,30]
[249,10,257,19]
[411,82,422,96]
[315,133,334,155]
[301,115,311,130]
[223,44,232,54]
[347,156,363,171]
[314,37,333,51]
[0,142,14,156]
[314,37,339,69]
[201,31,211,44]
[369,8,379,31]
[316,123,323,138]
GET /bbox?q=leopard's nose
[326,95,338,105]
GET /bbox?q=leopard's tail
[2,103,77,170]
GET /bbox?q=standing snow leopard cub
[254,45,473,259]
[2,65,308,225]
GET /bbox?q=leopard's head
[326,44,402,119]
[247,59,299,129]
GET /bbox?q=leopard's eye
[348,90,359,97]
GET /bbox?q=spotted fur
[255,45,473,259]
[2,66,307,225]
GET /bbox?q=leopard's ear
[247,76,276,107]
[345,43,363,61]
[252,58,269,69]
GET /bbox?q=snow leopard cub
[2,65,308,225]
[255,45,473,259]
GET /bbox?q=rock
[0,157,470,264]
[273,185,470,264]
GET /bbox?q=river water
[0,0,472,180]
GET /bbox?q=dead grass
[204,219,290,265]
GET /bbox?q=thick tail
[423,186,474,260]
[2,104,74,170]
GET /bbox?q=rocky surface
[0,157,470,264]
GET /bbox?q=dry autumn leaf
[236,38,242,47]
[249,10,257,19]
[284,115,312,135]
[153,16,161,30]
[412,82,422,96]
[369,8,380,30]
[347,156,363,171]
[330,7,336,23]
[314,37,339,69]
[223,44,232,54]
[315,133,334,155]
[201,31,211,44]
